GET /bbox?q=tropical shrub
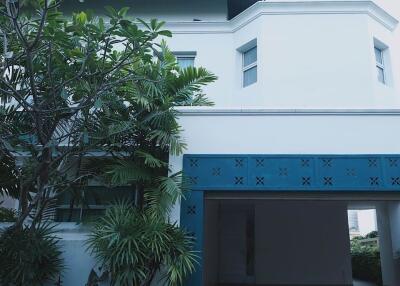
[351,234,382,285]
[0,206,17,222]
[0,224,63,286]
[86,202,197,286]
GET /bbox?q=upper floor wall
[65,0,400,109]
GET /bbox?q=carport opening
[347,208,382,286]
[204,196,354,286]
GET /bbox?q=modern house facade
[2,0,400,285]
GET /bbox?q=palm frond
[135,150,167,168]
[107,161,152,185]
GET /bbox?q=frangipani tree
[0,1,216,285]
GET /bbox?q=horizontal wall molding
[165,1,398,34]
[183,154,400,191]
[175,107,400,116]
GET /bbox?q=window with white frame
[175,52,196,69]
[242,46,257,87]
[375,46,386,84]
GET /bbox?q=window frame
[174,51,197,69]
[375,46,386,84]
[239,41,258,88]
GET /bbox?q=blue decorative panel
[180,190,204,286]
[183,155,400,191]
[181,154,400,286]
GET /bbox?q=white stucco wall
[163,0,399,108]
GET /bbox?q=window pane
[243,66,257,87]
[375,47,383,64]
[55,187,133,222]
[243,47,257,67]
[177,57,195,69]
[377,66,385,83]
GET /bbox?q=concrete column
[388,202,400,283]
[376,203,397,286]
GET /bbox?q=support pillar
[376,203,397,286]
[388,202,400,284]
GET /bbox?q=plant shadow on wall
[0,0,216,285]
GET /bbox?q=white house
[4,0,400,285]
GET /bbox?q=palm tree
[85,41,216,285]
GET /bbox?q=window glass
[177,57,195,69]
[243,47,257,68]
[243,66,257,87]
[374,47,383,64]
[55,186,133,222]
[377,66,385,84]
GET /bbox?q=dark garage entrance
[203,196,353,285]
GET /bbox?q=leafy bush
[0,224,64,286]
[351,236,382,285]
[0,206,17,222]
[86,202,197,286]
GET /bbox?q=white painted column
[376,203,397,286]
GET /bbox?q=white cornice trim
[175,107,400,116]
[165,1,398,34]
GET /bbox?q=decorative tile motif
[256,177,264,185]
[187,205,196,215]
[370,177,379,186]
[255,159,264,167]
[190,159,198,167]
[189,176,198,185]
[323,177,333,186]
[392,177,400,186]
[368,159,378,167]
[212,167,221,176]
[346,168,357,177]
[279,167,288,177]
[389,158,398,167]
[235,158,244,168]
[235,176,244,185]
[302,177,311,186]
[322,159,332,167]
[301,159,310,167]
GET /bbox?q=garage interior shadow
[203,197,354,286]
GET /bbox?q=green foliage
[0,0,216,230]
[86,202,197,286]
[351,234,382,285]
[0,224,63,286]
[0,1,216,284]
[0,206,17,222]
